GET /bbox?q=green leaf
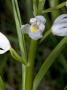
[33,36,67,90]
[14,0,22,25]
[38,0,46,14]
[11,0,27,61]
[0,76,6,90]
[10,48,27,64]
[33,0,38,16]
[42,1,66,14]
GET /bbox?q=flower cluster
[0,14,67,54]
[21,16,46,40]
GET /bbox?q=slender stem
[22,65,26,90]
[11,1,27,90]
[22,0,38,90]
[14,0,22,25]
[25,40,37,90]
[22,0,34,89]
[11,0,26,61]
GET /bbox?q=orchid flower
[0,32,11,54]
[0,32,25,64]
[21,16,46,40]
[52,14,67,36]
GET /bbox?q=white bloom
[52,14,67,36]
[0,32,11,54]
[21,16,46,40]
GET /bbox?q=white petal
[52,23,67,36]
[52,14,67,36]
[52,28,67,36]
[35,16,46,24]
[39,23,45,33]
[53,23,67,29]
[30,18,37,24]
[54,14,67,24]
[21,24,30,33]
[59,18,67,23]
[0,32,11,54]
[28,31,42,40]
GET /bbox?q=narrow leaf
[42,1,66,14]
[33,36,67,90]
[11,0,27,61]
[38,0,46,14]
[10,48,27,64]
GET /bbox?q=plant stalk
[25,40,37,90]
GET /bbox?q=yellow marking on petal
[31,25,38,32]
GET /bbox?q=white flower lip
[21,15,46,40]
[35,16,46,24]
[52,14,67,36]
[0,32,11,54]
[30,18,37,24]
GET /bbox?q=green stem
[14,0,22,25]
[11,1,27,90]
[25,40,37,90]
[22,65,26,90]
[33,36,67,90]
[11,0,26,61]
[23,0,38,90]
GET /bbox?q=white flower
[0,32,11,54]
[21,16,46,40]
[52,14,67,36]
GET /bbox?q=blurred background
[0,0,67,90]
